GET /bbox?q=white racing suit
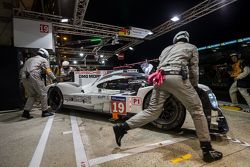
[61,67,74,81]
[126,41,211,142]
[22,55,56,111]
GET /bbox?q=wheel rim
[156,99,179,125]
[143,95,179,125]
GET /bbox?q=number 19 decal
[112,101,126,115]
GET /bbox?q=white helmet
[37,48,49,59]
[62,61,70,67]
[173,31,189,44]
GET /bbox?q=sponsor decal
[111,96,126,115]
[131,97,141,106]
[81,96,91,104]
[79,74,100,78]
[124,69,138,73]
[128,79,145,84]
[63,95,91,104]
[40,24,49,33]
[75,71,101,75]
[98,95,108,99]
[111,96,126,101]
[64,96,72,102]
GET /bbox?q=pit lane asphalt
[0,107,249,167]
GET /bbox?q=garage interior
[0,0,250,167]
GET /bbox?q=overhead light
[64,56,66,58]
[56,35,60,38]
[73,60,77,64]
[148,31,153,35]
[100,54,104,58]
[129,47,134,50]
[63,37,67,41]
[171,16,180,22]
[61,18,69,23]
[101,60,105,64]
[79,53,84,57]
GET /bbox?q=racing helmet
[62,61,70,67]
[37,48,49,59]
[173,31,189,44]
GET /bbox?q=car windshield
[91,71,146,86]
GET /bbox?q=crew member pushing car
[21,48,57,119]
[113,31,223,162]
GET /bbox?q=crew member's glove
[148,70,165,87]
[53,78,58,83]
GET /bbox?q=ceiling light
[100,54,104,58]
[101,60,105,64]
[171,16,180,22]
[148,31,153,35]
[61,18,69,23]
[73,61,77,64]
[129,47,134,50]
[79,53,84,57]
[63,37,67,41]
[56,35,60,38]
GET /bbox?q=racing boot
[200,141,223,163]
[22,110,33,119]
[41,110,54,117]
[113,122,130,147]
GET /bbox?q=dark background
[56,0,249,63]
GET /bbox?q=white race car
[47,69,228,133]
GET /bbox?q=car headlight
[208,92,219,109]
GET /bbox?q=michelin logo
[111,96,126,101]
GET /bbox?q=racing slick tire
[143,92,186,131]
[48,86,63,111]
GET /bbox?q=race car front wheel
[48,86,63,111]
[143,92,186,131]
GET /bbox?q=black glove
[194,86,199,91]
[53,78,58,83]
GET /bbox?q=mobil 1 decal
[111,96,126,115]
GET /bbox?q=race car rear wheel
[48,86,63,111]
[143,92,186,131]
